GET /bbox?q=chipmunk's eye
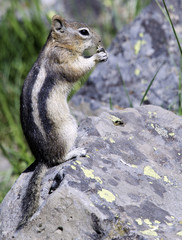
[79,29,89,36]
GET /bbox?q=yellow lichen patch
[168,132,175,137]
[148,111,157,118]
[144,219,152,225]
[102,137,115,143]
[148,111,152,118]
[154,220,161,224]
[139,32,144,37]
[109,115,123,126]
[109,138,115,143]
[151,123,155,128]
[86,154,90,158]
[179,220,182,224]
[140,229,158,236]
[164,176,171,184]
[109,115,121,122]
[136,218,143,226]
[71,165,76,170]
[81,167,102,184]
[153,147,157,151]
[166,222,173,226]
[131,164,138,168]
[76,160,81,165]
[95,176,103,184]
[98,189,115,203]
[81,167,95,178]
[135,68,140,76]
[134,40,146,55]
[144,166,161,179]
[128,136,134,140]
[177,231,182,236]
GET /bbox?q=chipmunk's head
[50,15,102,55]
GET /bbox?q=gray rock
[1,105,182,239]
[72,0,182,112]
[41,0,102,25]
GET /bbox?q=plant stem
[140,64,163,106]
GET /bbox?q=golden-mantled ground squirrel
[17,15,108,230]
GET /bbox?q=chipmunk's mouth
[82,48,95,58]
[82,46,106,58]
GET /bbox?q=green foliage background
[0,0,48,201]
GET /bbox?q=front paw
[97,46,106,53]
[95,47,108,62]
[65,148,86,161]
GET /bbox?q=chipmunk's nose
[95,32,101,42]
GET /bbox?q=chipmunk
[17,15,108,230]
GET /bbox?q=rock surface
[72,0,182,113]
[1,105,182,240]
[41,0,102,24]
[2,1,182,239]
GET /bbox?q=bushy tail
[16,161,47,231]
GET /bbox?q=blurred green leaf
[0,0,47,176]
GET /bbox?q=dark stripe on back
[20,64,46,159]
[38,73,55,135]
[20,64,40,132]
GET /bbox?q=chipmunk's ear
[52,15,65,33]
